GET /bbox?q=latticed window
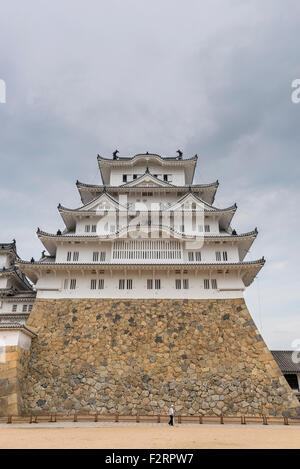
[175,279,181,289]
[22,304,28,312]
[215,251,221,262]
[188,252,194,262]
[112,240,182,260]
[195,252,201,261]
[119,279,125,289]
[211,279,217,289]
[73,251,79,262]
[223,251,228,261]
[127,279,133,290]
[91,279,97,290]
[155,279,161,290]
[98,279,104,289]
[85,225,90,233]
[28,305,33,312]
[70,279,76,290]
[67,251,72,261]
[91,225,97,233]
[12,304,17,312]
[204,225,210,232]
[93,252,99,262]
[204,279,210,289]
[147,279,153,289]
[100,252,106,262]
[183,279,189,289]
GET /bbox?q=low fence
[0,414,299,426]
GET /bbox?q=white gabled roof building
[0,241,36,322]
[18,152,264,299]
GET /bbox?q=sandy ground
[0,424,300,449]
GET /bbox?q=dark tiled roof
[271,351,300,373]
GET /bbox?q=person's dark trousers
[168,416,174,426]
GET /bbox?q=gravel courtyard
[0,423,300,449]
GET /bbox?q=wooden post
[115,414,119,423]
[7,415,12,424]
[94,413,98,422]
[220,415,224,424]
[199,415,203,424]
[157,415,160,423]
[73,413,77,422]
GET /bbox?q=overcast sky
[0,0,300,349]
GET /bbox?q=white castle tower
[19,152,264,300]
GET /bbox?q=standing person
[168,405,174,426]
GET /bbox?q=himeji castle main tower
[1,152,299,417]
[20,153,264,300]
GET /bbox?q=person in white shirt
[168,405,174,426]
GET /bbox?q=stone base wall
[0,346,29,416]
[20,298,300,417]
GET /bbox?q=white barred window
[223,251,228,261]
[147,279,153,289]
[91,225,97,232]
[204,279,210,289]
[28,305,33,312]
[188,252,194,262]
[85,225,90,233]
[211,279,218,289]
[204,225,210,232]
[183,279,189,289]
[22,304,28,312]
[93,252,99,262]
[175,279,181,289]
[91,279,97,290]
[100,252,106,262]
[98,279,104,289]
[155,279,161,290]
[67,251,72,261]
[12,304,17,312]
[73,251,79,262]
[119,279,125,290]
[127,279,133,290]
[215,251,221,262]
[195,252,201,261]
[70,279,77,290]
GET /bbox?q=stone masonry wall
[20,298,300,417]
[0,345,29,416]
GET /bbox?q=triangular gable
[122,173,174,188]
[168,192,215,212]
[78,192,124,212]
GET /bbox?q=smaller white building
[0,241,36,325]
